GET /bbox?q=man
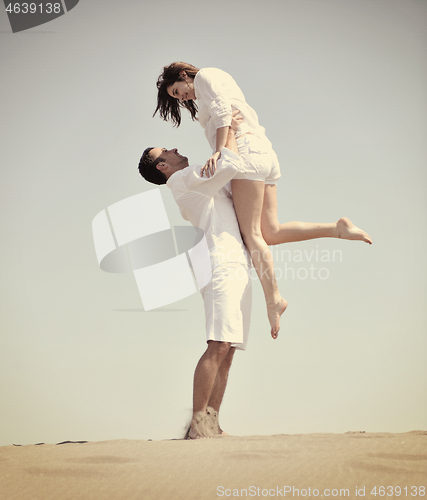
[138,115,250,439]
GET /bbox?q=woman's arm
[203,126,229,175]
[201,111,243,177]
[216,126,229,154]
[195,69,239,174]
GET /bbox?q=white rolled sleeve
[195,69,233,129]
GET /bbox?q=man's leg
[189,340,232,439]
[207,346,236,435]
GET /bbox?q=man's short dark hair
[138,147,167,185]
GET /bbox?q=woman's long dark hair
[153,62,200,127]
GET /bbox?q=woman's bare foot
[187,412,213,439]
[336,217,372,244]
[267,297,288,339]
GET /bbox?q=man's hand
[201,151,221,178]
[200,110,244,178]
[231,109,243,133]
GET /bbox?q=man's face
[150,148,189,171]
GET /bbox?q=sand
[1,432,426,500]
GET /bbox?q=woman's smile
[167,79,196,102]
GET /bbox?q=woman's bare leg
[231,179,287,338]
[261,185,372,245]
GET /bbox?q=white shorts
[200,263,252,351]
[234,134,281,185]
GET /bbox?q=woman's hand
[201,151,221,178]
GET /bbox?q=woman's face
[167,72,196,102]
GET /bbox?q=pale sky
[0,0,426,446]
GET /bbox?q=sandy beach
[1,431,426,500]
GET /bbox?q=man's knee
[221,347,236,371]
[207,340,232,360]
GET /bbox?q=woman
[154,62,372,338]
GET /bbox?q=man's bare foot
[267,297,288,339]
[206,406,228,437]
[187,411,213,439]
[336,217,372,244]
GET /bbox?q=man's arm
[176,110,244,197]
[179,142,244,199]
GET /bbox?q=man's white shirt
[166,147,251,275]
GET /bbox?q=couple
[139,63,372,439]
